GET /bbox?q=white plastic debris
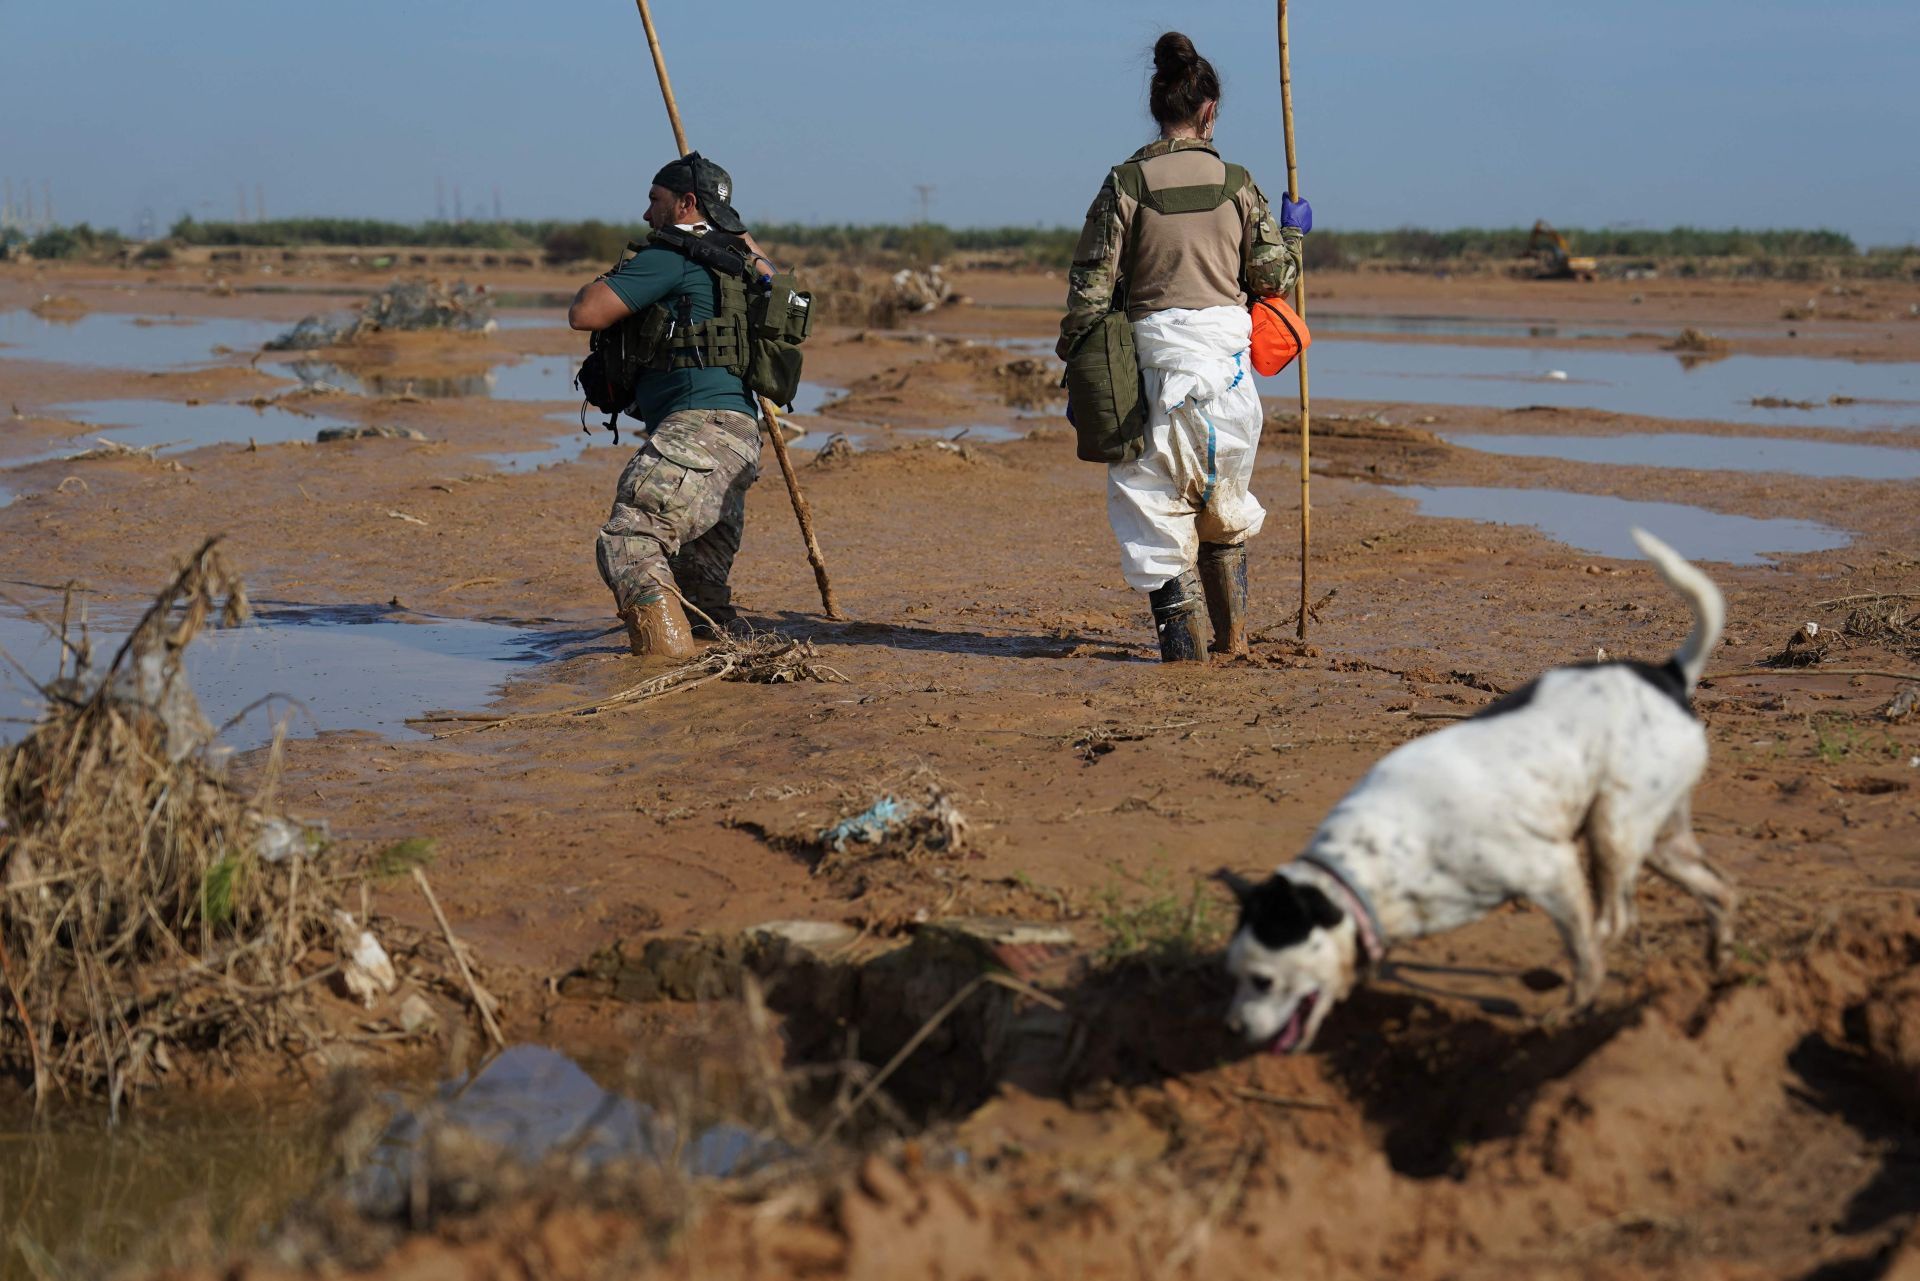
[398,992,438,1034]
[1546,370,1569,381]
[253,814,329,864]
[334,910,399,1006]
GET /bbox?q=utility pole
[913,183,935,225]
[436,176,446,221]
[255,183,265,223]
[42,180,52,230]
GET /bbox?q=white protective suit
[1107,305,1266,591]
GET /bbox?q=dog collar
[1295,853,1388,967]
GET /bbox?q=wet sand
[2,258,1918,1278]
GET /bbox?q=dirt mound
[200,900,1920,1280]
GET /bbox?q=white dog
[1221,529,1735,1054]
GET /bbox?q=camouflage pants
[596,409,761,625]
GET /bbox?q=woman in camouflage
[1057,32,1311,663]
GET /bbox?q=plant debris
[427,631,848,738]
[266,279,495,350]
[0,541,411,1110]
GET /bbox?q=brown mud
[2,258,1918,1279]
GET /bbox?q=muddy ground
[2,258,1918,1279]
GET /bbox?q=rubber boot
[618,594,701,660]
[1148,568,1208,664]
[1198,541,1250,657]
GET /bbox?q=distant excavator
[1524,220,1598,280]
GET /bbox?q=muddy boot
[1198,541,1250,657]
[617,594,701,660]
[1148,568,1208,664]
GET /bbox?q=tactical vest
[1063,156,1251,465]
[1111,157,1250,223]
[576,228,813,426]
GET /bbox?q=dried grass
[428,629,848,738]
[1829,594,1920,661]
[0,540,381,1111]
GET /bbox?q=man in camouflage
[568,154,770,659]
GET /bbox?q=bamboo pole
[632,0,843,619]
[1278,1,1311,639]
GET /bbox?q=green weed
[370,837,437,880]
[1094,865,1226,972]
[1809,714,1902,765]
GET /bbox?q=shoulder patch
[1238,875,1344,950]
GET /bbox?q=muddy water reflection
[0,1091,329,1276]
[282,355,579,401]
[47,398,352,454]
[0,608,544,751]
[349,1045,788,1215]
[1445,432,1920,480]
[0,310,284,368]
[1259,341,1920,430]
[1386,484,1850,564]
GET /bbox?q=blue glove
[1280,193,1312,234]
[1065,399,1076,426]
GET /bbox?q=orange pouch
[1250,295,1312,376]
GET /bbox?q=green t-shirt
[602,234,759,427]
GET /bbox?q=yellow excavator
[1525,220,1598,280]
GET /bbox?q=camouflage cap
[651,152,745,235]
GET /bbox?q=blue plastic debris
[818,795,904,853]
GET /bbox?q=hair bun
[1153,31,1198,75]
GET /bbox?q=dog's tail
[1631,527,1724,693]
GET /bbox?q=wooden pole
[636,0,689,157]
[632,0,842,619]
[1279,0,1311,639]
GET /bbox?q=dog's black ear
[1298,883,1346,930]
[1212,867,1259,905]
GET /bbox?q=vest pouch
[1063,310,1147,464]
[745,339,804,407]
[751,274,813,344]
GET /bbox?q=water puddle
[486,387,844,470]
[347,1045,787,1215]
[40,398,354,455]
[1258,340,1920,430]
[0,607,544,751]
[1444,432,1920,480]
[493,312,564,330]
[789,423,1028,452]
[1311,312,1669,340]
[0,1043,785,1275]
[0,1090,330,1275]
[0,310,285,369]
[282,354,579,402]
[1385,484,1850,564]
[483,415,625,472]
[787,381,843,416]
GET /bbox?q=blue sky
[3,0,1916,246]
